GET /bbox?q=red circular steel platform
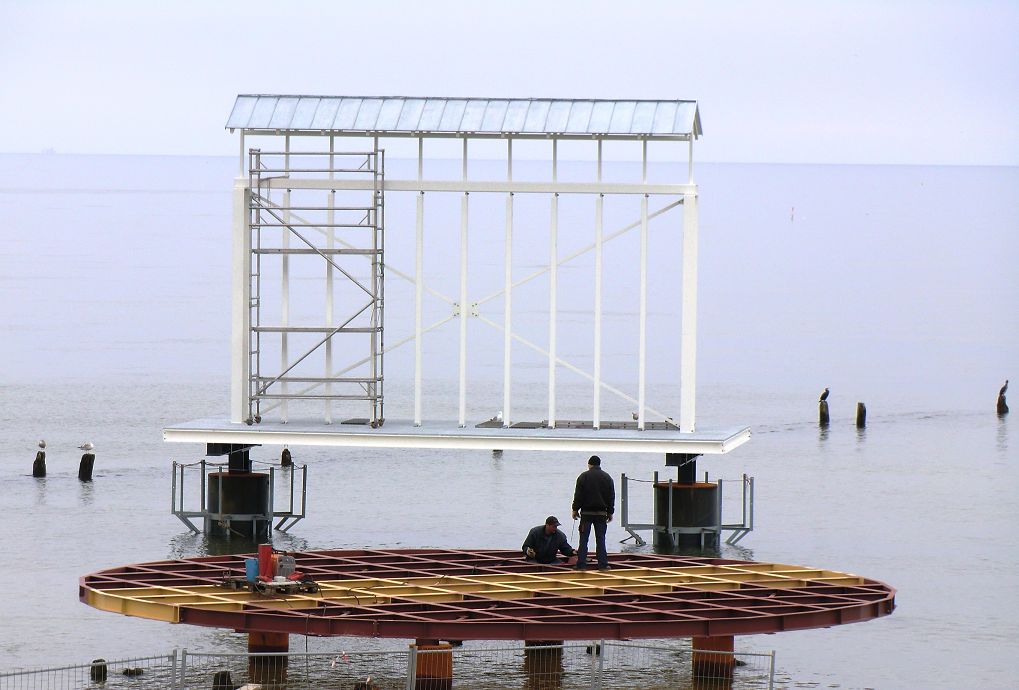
[80,549,895,640]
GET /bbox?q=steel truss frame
[81,548,896,640]
[231,133,699,433]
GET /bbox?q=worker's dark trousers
[577,517,608,569]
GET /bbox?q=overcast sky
[2,0,1016,164]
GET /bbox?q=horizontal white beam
[164,419,751,455]
[237,128,694,143]
[263,178,695,196]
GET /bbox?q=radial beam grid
[81,549,895,640]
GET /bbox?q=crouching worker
[522,516,575,564]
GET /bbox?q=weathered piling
[33,450,46,478]
[89,659,108,683]
[211,670,234,690]
[856,402,867,428]
[819,401,830,426]
[997,380,1009,415]
[78,453,96,481]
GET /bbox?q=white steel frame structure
[168,95,749,456]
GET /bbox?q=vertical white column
[638,140,648,431]
[593,140,603,430]
[325,137,335,423]
[548,139,558,428]
[458,138,469,428]
[230,177,251,423]
[238,133,245,175]
[680,189,699,432]
[414,137,424,426]
[502,139,513,427]
[280,136,290,423]
[688,136,694,184]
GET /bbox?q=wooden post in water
[997,380,1009,415]
[856,402,867,428]
[818,388,830,426]
[32,450,46,478]
[79,453,96,481]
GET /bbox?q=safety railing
[0,642,775,689]
[171,458,308,535]
[0,652,178,689]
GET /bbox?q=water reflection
[78,479,95,507]
[855,425,867,446]
[818,425,829,444]
[997,415,1008,455]
[168,531,310,559]
[523,644,563,690]
[33,476,48,506]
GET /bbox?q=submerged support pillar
[654,454,719,550]
[248,631,288,685]
[524,640,564,685]
[692,635,735,681]
[205,443,268,539]
[413,640,453,690]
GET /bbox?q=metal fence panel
[180,649,411,689]
[0,653,178,690]
[0,642,774,689]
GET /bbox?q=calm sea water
[0,154,1016,689]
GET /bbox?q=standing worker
[572,455,615,571]
[521,516,575,565]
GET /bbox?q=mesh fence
[0,653,178,690]
[0,641,774,689]
[181,649,410,689]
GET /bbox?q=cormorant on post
[819,387,830,402]
[998,380,1009,415]
[1001,380,1009,397]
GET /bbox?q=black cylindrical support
[653,482,720,549]
[32,451,46,478]
[819,400,830,426]
[207,472,270,539]
[856,402,867,428]
[665,453,699,483]
[228,448,252,473]
[78,453,96,481]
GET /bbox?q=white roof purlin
[227,95,702,139]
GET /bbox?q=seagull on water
[819,387,830,402]
[78,442,94,452]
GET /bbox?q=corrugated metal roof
[226,96,701,138]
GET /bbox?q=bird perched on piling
[819,388,830,402]
[38,440,46,450]
[998,380,1009,415]
[78,442,94,452]
[1001,380,1009,397]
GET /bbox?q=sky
[1,0,1017,165]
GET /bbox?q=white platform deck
[163,418,751,455]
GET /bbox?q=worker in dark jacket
[522,516,575,564]
[571,455,614,570]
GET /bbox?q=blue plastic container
[244,557,259,582]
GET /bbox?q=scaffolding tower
[244,146,385,426]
